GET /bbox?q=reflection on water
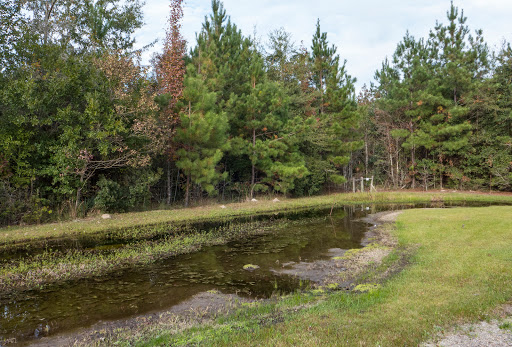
[0,201,495,343]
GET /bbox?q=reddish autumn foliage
[157,0,186,123]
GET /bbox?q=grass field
[127,206,512,346]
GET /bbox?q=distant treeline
[0,0,510,225]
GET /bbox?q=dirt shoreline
[273,210,402,289]
[27,291,252,347]
[22,210,405,347]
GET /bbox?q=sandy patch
[422,305,512,347]
[422,321,512,347]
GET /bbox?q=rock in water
[243,264,260,271]
[101,214,111,220]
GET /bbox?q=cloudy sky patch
[134,0,512,90]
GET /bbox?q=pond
[0,202,492,344]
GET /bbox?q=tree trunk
[75,187,81,217]
[222,177,226,201]
[74,173,84,218]
[364,132,369,178]
[389,152,394,189]
[166,160,172,205]
[173,169,180,203]
[386,126,395,189]
[250,128,256,199]
[396,151,400,188]
[319,70,324,114]
[184,173,190,207]
[198,50,201,74]
[411,146,416,189]
[43,0,58,45]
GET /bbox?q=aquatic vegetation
[0,219,286,295]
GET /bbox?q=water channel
[0,202,494,345]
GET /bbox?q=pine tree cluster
[0,1,510,225]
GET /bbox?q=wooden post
[353,177,356,193]
[361,178,364,193]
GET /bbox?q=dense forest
[0,0,511,225]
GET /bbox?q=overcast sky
[134,0,512,91]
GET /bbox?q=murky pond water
[0,202,495,344]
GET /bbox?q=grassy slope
[2,191,512,246]
[138,206,512,346]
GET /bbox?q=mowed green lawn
[137,206,512,346]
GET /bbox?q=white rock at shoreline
[101,214,111,220]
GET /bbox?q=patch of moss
[353,283,381,293]
[311,287,325,295]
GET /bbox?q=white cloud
[134,0,512,90]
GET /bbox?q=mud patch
[30,291,252,347]
[272,211,403,289]
[273,248,348,284]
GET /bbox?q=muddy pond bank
[30,209,406,347]
[0,201,498,345]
